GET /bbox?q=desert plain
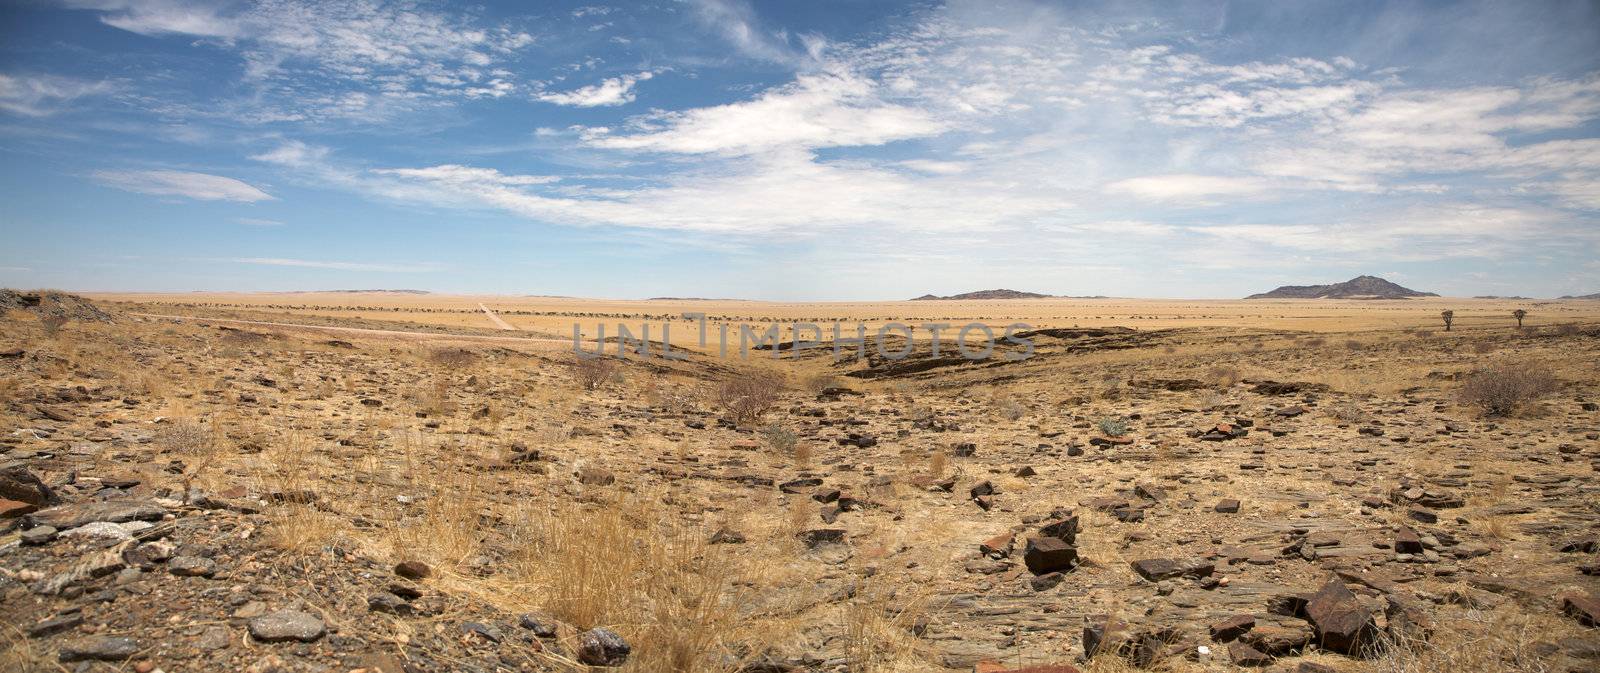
[2,289,1599,673]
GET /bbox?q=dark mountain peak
[911,289,1052,301]
[1246,276,1438,300]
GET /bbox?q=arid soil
[2,293,1598,673]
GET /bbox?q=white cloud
[586,71,947,154]
[231,257,444,273]
[690,0,817,65]
[0,73,115,116]
[372,165,559,186]
[64,0,243,38]
[234,217,284,226]
[1106,174,1273,203]
[92,169,274,202]
[535,72,654,107]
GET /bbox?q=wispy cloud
[92,169,274,202]
[65,0,534,122]
[0,73,116,116]
[234,217,284,226]
[230,257,444,273]
[535,72,654,107]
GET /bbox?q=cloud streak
[92,169,274,202]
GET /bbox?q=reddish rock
[0,497,38,518]
[1215,499,1241,513]
[1228,641,1272,667]
[1209,614,1255,641]
[1305,578,1378,655]
[394,561,431,580]
[1562,592,1600,627]
[980,532,1014,557]
[1395,526,1424,554]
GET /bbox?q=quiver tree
[1441,310,1454,332]
[1512,309,1527,329]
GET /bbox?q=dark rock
[799,529,846,547]
[1305,578,1378,655]
[0,462,55,506]
[1215,499,1241,514]
[58,636,139,662]
[394,560,431,580]
[1023,536,1078,575]
[1209,615,1255,642]
[1029,571,1066,592]
[368,592,413,615]
[577,627,631,666]
[1130,557,1213,582]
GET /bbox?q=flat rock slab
[58,636,140,662]
[26,500,165,529]
[249,609,326,643]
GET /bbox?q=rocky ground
[1,296,1598,673]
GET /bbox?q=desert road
[479,302,518,330]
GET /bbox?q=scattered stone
[248,609,327,643]
[168,555,217,577]
[58,636,140,662]
[1215,499,1241,514]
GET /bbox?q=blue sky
[1,0,1597,299]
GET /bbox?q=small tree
[1512,309,1527,329]
[1440,310,1454,332]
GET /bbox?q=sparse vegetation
[1458,360,1560,416]
[715,368,783,423]
[1097,415,1129,437]
[570,355,619,391]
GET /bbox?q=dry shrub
[570,356,619,391]
[1304,337,1327,348]
[1471,341,1497,355]
[1345,339,1364,350]
[39,315,69,338]
[760,422,798,455]
[1554,323,1581,337]
[1458,361,1559,417]
[715,369,783,423]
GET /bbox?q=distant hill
[1560,292,1600,300]
[1246,275,1438,300]
[911,289,1054,300]
[1473,295,1530,300]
